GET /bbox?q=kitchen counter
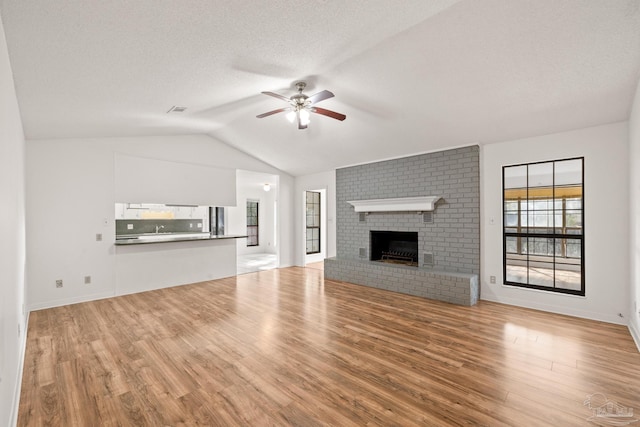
[115,233,247,245]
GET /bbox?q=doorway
[304,188,326,265]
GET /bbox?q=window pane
[504,165,527,189]
[565,238,581,259]
[528,162,553,188]
[532,212,551,228]
[555,265,581,290]
[566,198,582,209]
[533,200,549,210]
[528,262,554,288]
[555,273,581,291]
[520,211,528,231]
[555,158,582,186]
[505,201,519,211]
[528,237,554,256]
[506,258,526,283]
[505,213,518,227]
[565,210,582,228]
[554,213,563,228]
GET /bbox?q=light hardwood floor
[18,265,640,426]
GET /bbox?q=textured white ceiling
[2,0,640,176]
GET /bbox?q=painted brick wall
[325,258,479,306]
[335,145,480,275]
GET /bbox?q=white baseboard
[480,294,626,325]
[28,290,115,312]
[629,320,640,353]
[10,310,29,427]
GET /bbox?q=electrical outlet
[96,233,102,241]
[490,276,496,284]
[84,276,91,284]
[56,279,63,288]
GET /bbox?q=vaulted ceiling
[2,0,640,176]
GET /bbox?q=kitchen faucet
[155,225,165,233]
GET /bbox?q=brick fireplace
[324,146,480,306]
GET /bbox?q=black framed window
[209,207,225,236]
[503,158,584,295]
[246,200,259,247]
[306,191,321,254]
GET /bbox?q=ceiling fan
[256,81,346,130]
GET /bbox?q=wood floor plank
[18,265,640,426]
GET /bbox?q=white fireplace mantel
[347,196,442,213]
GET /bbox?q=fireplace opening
[370,231,418,267]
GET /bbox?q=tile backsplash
[115,219,206,236]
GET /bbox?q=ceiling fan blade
[307,90,334,105]
[256,107,290,118]
[261,91,291,102]
[311,107,346,121]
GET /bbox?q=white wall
[26,135,294,310]
[482,122,629,324]
[115,153,236,206]
[294,170,336,266]
[115,239,237,295]
[0,12,27,426]
[629,77,640,348]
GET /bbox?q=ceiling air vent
[166,106,187,113]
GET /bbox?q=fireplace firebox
[370,231,418,267]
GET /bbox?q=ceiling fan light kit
[257,81,346,130]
